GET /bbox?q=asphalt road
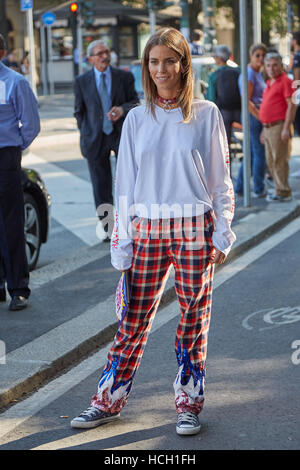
[0,218,299,451]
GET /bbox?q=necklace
[157,94,177,110]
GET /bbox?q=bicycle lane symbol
[242,306,300,331]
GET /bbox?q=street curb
[1,202,300,411]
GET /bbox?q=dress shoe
[0,288,6,302]
[9,296,28,311]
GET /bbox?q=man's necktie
[98,73,113,135]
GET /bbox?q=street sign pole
[77,8,83,75]
[239,0,251,207]
[147,1,156,36]
[47,25,54,95]
[21,1,37,96]
[40,24,48,95]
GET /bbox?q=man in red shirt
[260,52,297,202]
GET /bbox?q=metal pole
[26,8,37,96]
[239,0,251,207]
[202,0,216,52]
[179,0,190,41]
[149,9,156,35]
[47,25,54,95]
[287,3,293,64]
[40,25,48,95]
[253,0,261,43]
[77,9,83,75]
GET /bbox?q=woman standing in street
[234,43,267,197]
[71,28,236,436]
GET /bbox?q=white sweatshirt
[111,99,236,271]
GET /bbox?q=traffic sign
[42,11,56,26]
[20,0,33,11]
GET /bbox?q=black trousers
[220,108,241,152]
[87,131,119,234]
[0,147,30,299]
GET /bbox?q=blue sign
[42,11,56,26]
[20,0,33,11]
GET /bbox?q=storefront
[33,0,179,87]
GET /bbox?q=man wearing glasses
[74,40,139,240]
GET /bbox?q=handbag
[115,270,131,324]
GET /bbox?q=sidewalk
[1,99,300,410]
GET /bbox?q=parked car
[21,168,51,270]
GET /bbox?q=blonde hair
[141,27,194,123]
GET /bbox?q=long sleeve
[12,78,40,150]
[111,111,138,271]
[208,107,236,256]
[74,77,85,130]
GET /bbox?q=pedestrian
[0,34,40,311]
[206,45,241,167]
[74,40,139,239]
[235,43,268,198]
[189,30,205,56]
[260,52,297,202]
[71,27,236,435]
[291,32,300,136]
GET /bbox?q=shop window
[51,28,73,59]
[119,26,134,58]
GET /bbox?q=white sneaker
[176,412,201,436]
[266,194,292,202]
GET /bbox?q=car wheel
[24,193,41,271]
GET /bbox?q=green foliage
[216,0,299,35]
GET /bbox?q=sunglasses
[254,53,266,58]
[91,49,110,57]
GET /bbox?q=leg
[91,220,172,413]
[87,134,114,211]
[234,159,244,194]
[250,115,266,195]
[0,147,30,300]
[170,213,215,416]
[268,123,292,197]
[220,109,233,159]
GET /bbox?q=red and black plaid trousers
[91,211,215,415]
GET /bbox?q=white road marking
[23,152,106,245]
[0,216,299,442]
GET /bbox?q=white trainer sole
[71,412,120,429]
[176,423,201,436]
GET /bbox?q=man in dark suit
[74,40,139,239]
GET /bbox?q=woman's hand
[209,247,226,265]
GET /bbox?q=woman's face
[250,48,266,69]
[148,45,182,97]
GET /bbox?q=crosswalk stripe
[23,152,106,245]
